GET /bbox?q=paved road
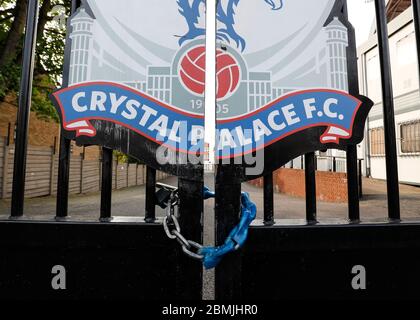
[1,174,420,299]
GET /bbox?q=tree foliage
[0,0,71,121]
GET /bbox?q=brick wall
[249,168,348,203]
[0,95,59,147]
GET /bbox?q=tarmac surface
[2,174,420,221]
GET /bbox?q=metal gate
[2,0,420,301]
[0,0,204,300]
[218,0,420,300]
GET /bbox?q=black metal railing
[8,0,407,223]
[8,0,162,223]
[254,0,404,227]
[3,0,412,254]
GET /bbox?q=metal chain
[160,185,257,269]
[162,190,204,260]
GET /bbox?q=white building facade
[358,6,420,185]
[69,8,94,85]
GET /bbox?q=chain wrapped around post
[162,187,204,260]
[158,183,257,269]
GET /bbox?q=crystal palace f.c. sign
[51,0,372,172]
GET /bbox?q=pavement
[1,174,420,299]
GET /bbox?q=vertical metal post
[374,0,401,220]
[177,177,203,299]
[347,145,360,222]
[100,147,113,221]
[263,172,274,225]
[359,159,363,199]
[56,138,71,218]
[305,152,317,223]
[333,157,337,172]
[215,165,242,299]
[341,1,361,222]
[6,123,11,146]
[145,166,156,222]
[56,0,80,219]
[71,0,81,13]
[11,0,39,217]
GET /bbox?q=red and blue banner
[52,82,205,154]
[216,89,362,158]
[52,82,363,159]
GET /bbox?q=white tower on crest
[69,8,94,85]
[325,17,349,91]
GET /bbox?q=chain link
[160,184,256,268]
[161,189,204,260]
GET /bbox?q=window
[369,127,385,156]
[395,32,418,94]
[366,54,381,103]
[318,151,328,158]
[397,32,416,66]
[401,121,420,154]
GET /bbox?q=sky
[205,0,377,145]
[348,0,376,46]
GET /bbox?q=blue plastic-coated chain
[203,186,215,200]
[200,186,257,269]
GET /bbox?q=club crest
[50,0,372,177]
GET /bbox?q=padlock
[155,187,173,209]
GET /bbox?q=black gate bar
[342,1,361,222]
[55,138,71,219]
[346,145,360,222]
[100,147,113,221]
[305,152,317,223]
[56,0,81,219]
[358,159,363,200]
[145,166,156,222]
[263,173,274,225]
[11,0,39,217]
[215,165,242,299]
[374,0,401,220]
[72,0,81,13]
[177,178,203,299]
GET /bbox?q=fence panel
[81,160,100,194]
[112,160,117,190]
[128,164,137,187]
[5,147,14,198]
[137,165,145,185]
[24,146,53,198]
[68,155,82,195]
[0,140,168,200]
[51,155,59,194]
[116,163,128,189]
[0,138,4,198]
[4,145,52,198]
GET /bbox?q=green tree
[0,0,71,121]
